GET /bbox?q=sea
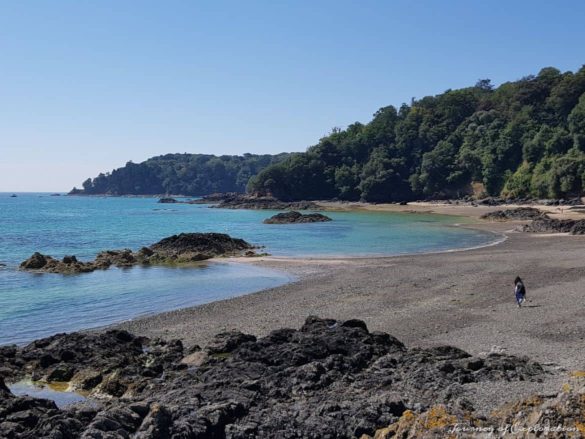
[0,193,499,345]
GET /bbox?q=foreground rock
[263,211,332,224]
[480,207,548,221]
[19,233,256,274]
[0,317,557,438]
[523,218,585,235]
[364,371,585,439]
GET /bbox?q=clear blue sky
[1,1,584,191]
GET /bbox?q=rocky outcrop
[523,218,585,234]
[480,207,548,221]
[0,330,184,396]
[192,192,320,210]
[263,211,332,224]
[157,197,179,203]
[20,233,257,274]
[149,233,254,262]
[19,253,96,274]
[0,317,553,438]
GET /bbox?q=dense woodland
[248,66,585,201]
[71,153,289,195]
[74,66,585,201]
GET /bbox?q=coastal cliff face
[19,233,257,274]
[1,316,569,438]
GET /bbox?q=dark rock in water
[20,233,256,274]
[94,249,138,268]
[481,207,548,221]
[158,197,178,203]
[19,252,96,274]
[150,233,254,261]
[20,252,48,270]
[0,317,553,438]
[523,218,585,234]
[61,255,77,264]
[263,211,332,224]
[193,192,320,210]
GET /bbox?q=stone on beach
[480,207,548,221]
[522,217,585,234]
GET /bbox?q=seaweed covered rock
[263,211,332,224]
[94,249,139,268]
[481,207,548,221]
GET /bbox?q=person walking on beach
[514,276,526,307]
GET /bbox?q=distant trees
[73,66,585,201]
[249,65,585,201]
[72,153,289,195]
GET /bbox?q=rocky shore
[422,196,584,207]
[479,207,549,221]
[6,202,585,437]
[3,316,582,438]
[193,193,320,210]
[262,211,332,224]
[19,233,257,274]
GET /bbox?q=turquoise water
[0,193,497,345]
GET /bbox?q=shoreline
[103,206,509,336]
[110,204,585,409]
[4,201,585,420]
[113,203,584,362]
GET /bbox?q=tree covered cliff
[248,66,585,201]
[71,153,290,196]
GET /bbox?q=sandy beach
[113,203,585,409]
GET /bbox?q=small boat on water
[10,194,17,197]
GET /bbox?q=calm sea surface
[0,193,498,345]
